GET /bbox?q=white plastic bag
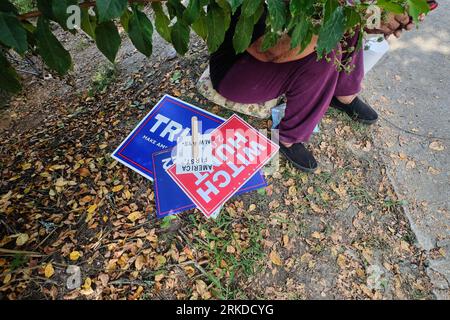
[363,36,390,75]
[271,103,320,133]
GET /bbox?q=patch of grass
[305,185,332,208]
[347,119,370,135]
[326,106,369,135]
[188,212,265,299]
[11,0,35,14]
[10,253,27,271]
[364,235,389,251]
[349,186,374,205]
[74,40,90,52]
[311,243,325,254]
[297,221,309,238]
[312,170,334,184]
[383,198,408,212]
[401,229,417,245]
[412,288,429,300]
[88,63,116,96]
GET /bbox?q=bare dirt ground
[0,23,436,299]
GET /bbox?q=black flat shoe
[330,96,378,125]
[279,143,318,173]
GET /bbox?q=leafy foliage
[0,0,431,93]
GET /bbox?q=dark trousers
[217,32,364,144]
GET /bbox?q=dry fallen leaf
[98,274,109,287]
[78,168,91,177]
[428,166,440,175]
[80,277,94,296]
[21,163,32,170]
[86,204,98,222]
[3,273,11,285]
[429,141,445,152]
[288,186,297,196]
[123,189,132,199]
[406,160,416,170]
[127,211,142,222]
[269,250,283,266]
[195,280,211,299]
[282,234,289,247]
[44,263,55,278]
[69,251,81,261]
[310,203,324,214]
[135,255,145,271]
[156,255,166,267]
[112,185,124,193]
[226,245,236,253]
[361,248,373,263]
[311,231,324,240]
[87,204,97,214]
[337,254,347,269]
[155,273,165,282]
[82,277,92,290]
[15,233,29,246]
[184,266,196,277]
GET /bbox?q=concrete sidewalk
[363,2,450,299]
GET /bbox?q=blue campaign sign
[112,95,224,180]
[152,148,267,218]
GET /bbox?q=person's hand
[365,13,424,39]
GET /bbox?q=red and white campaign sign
[167,114,279,217]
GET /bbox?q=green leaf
[323,0,339,22]
[344,7,361,30]
[81,8,97,39]
[228,0,243,14]
[170,20,190,55]
[317,6,346,57]
[0,1,18,14]
[52,0,78,28]
[257,187,266,196]
[183,0,201,24]
[96,0,128,23]
[261,31,279,52]
[152,2,171,43]
[267,0,286,32]
[241,0,262,18]
[21,21,37,48]
[120,9,131,32]
[216,0,232,31]
[192,10,208,40]
[161,215,178,229]
[37,0,56,20]
[206,3,227,53]
[290,13,311,52]
[377,0,405,14]
[408,0,430,24]
[128,8,153,58]
[35,17,72,75]
[0,12,27,54]
[290,0,314,16]
[95,21,121,63]
[167,0,186,20]
[0,51,21,93]
[233,14,254,54]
